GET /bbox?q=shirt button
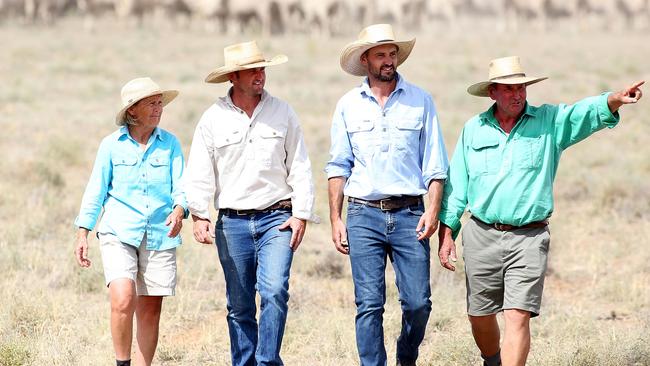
[249,139,252,143]
[272,132,276,136]
[226,138,229,142]
[121,160,125,163]
[382,128,387,132]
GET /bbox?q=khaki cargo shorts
[462,217,550,317]
[98,233,177,296]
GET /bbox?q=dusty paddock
[0,17,648,365]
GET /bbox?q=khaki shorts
[98,233,177,296]
[462,217,550,317]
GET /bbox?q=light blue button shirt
[75,126,187,250]
[326,74,449,200]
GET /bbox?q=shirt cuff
[74,216,96,231]
[424,172,448,188]
[292,209,321,224]
[189,207,210,221]
[325,164,351,179]
[598,92,621,127]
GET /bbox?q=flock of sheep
[2,0,648,34]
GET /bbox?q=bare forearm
[328,177,346,222]
[426,179,445,216]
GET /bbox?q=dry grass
[0,18,649,365]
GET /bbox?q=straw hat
[115,77,178,125]
[340,24,415,76]
[467,56,548,97]
[205,41,288,83]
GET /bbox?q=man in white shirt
[184,41,317,366]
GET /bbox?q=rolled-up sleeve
[421,95,449,187]
[325,100,354,179]
[74,138,112,230]
[170,136,188,218]
[284,107,319,223]
[184,111,217,220]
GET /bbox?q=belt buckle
[379,199,388,211]
[235,209,249,216]
[494,223,507,231]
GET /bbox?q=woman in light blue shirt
[74,77,187,366]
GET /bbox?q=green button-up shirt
[439,93,619,238]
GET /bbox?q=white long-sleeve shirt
[184,89,317,222]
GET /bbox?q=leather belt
[472,216,548,231]
[221,199,292,216]
[348,196,422,211]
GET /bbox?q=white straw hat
[340,24,415,76]
[205,41,288,83]
[115,77,178,125]
[467,56,547,97]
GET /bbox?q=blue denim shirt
[325,74,449,200]
[75,126,187,250]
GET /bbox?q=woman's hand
[166,205,185,238]
[74,228,92,268]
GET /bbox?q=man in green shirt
[437,56,644,366]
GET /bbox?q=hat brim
[204,54,288,84]
[340,38,415,76]
[467,76,548,97]
[115,89,179,126]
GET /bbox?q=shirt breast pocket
[256,124,286,168]
[346,119,376,157]
[468,137,500,176]
[111,155,138,182]
[214,130,243,155]
[513,136,543,170]
[148,154,170,183]
[393,118,423,153]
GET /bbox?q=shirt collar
[222,88,268,111]
[479,102,537,127]
[118,125,163,142]
[359,72,405,98]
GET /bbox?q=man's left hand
[416,208,438,240]
[279,216,307,251]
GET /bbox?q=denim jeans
[215,209,294,366]
[347,201,432,366]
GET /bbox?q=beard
[370,64,396,82]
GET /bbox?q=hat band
[224,54,266,68]
[490,73,526,81]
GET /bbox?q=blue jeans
[347,201,432,366]
[215,209,294,366]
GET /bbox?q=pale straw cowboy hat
[467,56,548,97]
[205,41,288,83]
[115,77,178,125]
[340,23,415,76]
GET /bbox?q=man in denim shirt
[326,24,449,366]
[438,56,644,366]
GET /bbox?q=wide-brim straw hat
[205,41,288,83]
[468,56,548,97]
[115,77,178,125]
[340,23,415,76]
